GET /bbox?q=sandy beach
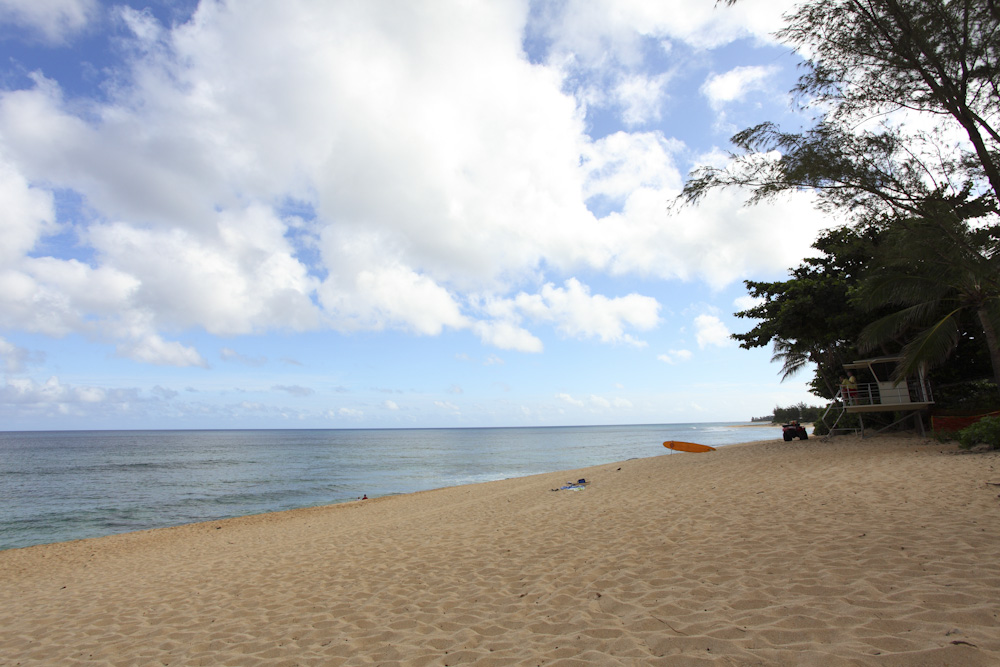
[2,433,999,666]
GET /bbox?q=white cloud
[220,348,266,367]
[319,263,467,336]
[556,392,633,411]
[0,0,97,44]
[0,0,830,367]
[694,314,733,349]
[0,375,104,407]
[614,72,671,126]
[338,407,363,418]
[734,294,764,312]
[607,188,833,290]
[582,130,683,204]
[434,400,460,412]
[383,400,400,410]
[118,334,206,368]
[701,65,780,110]
[589,395,611,409]
[658,349,693,364]
[0,337,33,373]
[534,0,795,67]
[0,155,58,265]
[472,320,544,353]
[511,279,661,346]
[556,392,585,407]
[88,206,322,336]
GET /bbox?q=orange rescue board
[663,440,716,453]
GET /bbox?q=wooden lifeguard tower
[822,355,934,437]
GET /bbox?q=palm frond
[856,273,949,309]
[770,339,810,382]
[893,311,963,380]
[858,303,937,352]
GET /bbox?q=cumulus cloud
[0,0,832,367]
[658,349,693,364]
[556,392,584,407]
[0,375,139,412]
[734,294,764,312]
[0,154,58,264]
[0,0,98,44]
[383,400,399,410]
[87,207,322,336]
[472,320,544,353]
[694,314,733,349]
[502,279,661,347]
[701,65,781,110]
[0,337,38,373]
[614,72,672,126]
[532,0,795,67]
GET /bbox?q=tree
[732,225,885,398]
[857,201,1000,388]
[784,0,1000,204]
[705,0,1000,211]
[684,0,1000,395]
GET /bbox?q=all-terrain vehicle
[782,421,809,441]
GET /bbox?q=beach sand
[2,433,999,666]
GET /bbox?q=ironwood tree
[685,0,1000,396]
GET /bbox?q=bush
[933,380,1000,412]
[958,416,1000,450]
[772,402,825,423]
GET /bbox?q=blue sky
[0,0,836,430]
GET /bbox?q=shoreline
[3,434,1000,665]
[1,422,785,552]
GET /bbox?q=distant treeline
[770,403,826,423]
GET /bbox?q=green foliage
[779,0,1000,209]
[856,205,1000,389]
[732,226,885,398]
[958,416,1000,450]
[681,0,1000,404]
[933,380,1000,412]
[772,403,825,423]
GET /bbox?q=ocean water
[0,422,781,551]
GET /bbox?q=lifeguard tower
[822,356,934,437]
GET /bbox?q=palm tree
[857,203,1000,396]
